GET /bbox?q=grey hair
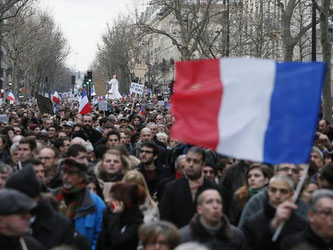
[174,242,209,250]
[10,142,19,155]
[175,155,186,169]
[0,162,12,175]
[312,146,323,160]
[273,163,299,173]
[156,132,168,141]
[308,189,333,212]
[269,175,295,190]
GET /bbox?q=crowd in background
[0,96,332,250]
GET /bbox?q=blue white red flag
[91,84,96,96]
[171,58,326,164]
[7,90,15,101]
[79,90,92,115]
[140,105,146,115]
[53,90,60,104]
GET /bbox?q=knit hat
[5,165,41,198]
[61,157,88,173]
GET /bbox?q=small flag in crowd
[7,90,15,101]
[171,58,326,164]
[140,105,146,115]
[122,92,126,103]
[53,102,57,114]
[79,90,92,115]
[52,90,60,104]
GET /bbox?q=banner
[35,93,54,115]
[94,79,107,96]
[130,82,144,95]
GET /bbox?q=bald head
[141,128,153,142]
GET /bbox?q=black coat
[220,161,250,216]
[72,128,103,148]
[159,176,227,228]
[281,225,333,250]
[137,162,172,199]
[179,214,247,250]
[0,234,44,250]
[96,205,144,250]
[241,201,307,250]
[31,198,75,250]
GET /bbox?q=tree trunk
[320,0,332,123]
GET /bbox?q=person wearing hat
[119,116,134,131]
[0,188,44,250]
[6,165,75,250]
[54,158,106,250]
[63,122,74,138]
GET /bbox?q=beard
[185,169,202,181]
[63,182,74,190]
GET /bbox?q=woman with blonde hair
[123,170,160,223]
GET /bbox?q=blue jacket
[74,188,106,250]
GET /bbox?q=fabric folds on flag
[7,90,15,101]
[53,91,60,104]
[171,58,326,164]
[79,90,92,115]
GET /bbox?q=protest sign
[0,114,8,124]
[98,101,108,111]
[130,82,144,95]
[35,93,54,115]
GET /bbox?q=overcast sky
[39,0,141,72]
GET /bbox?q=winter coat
[220,161,250,216]
[238,188,309,228]
[72,128,103,148]
[54,187,106,250]
[241,199,307,250]
[137,162,172,198]
[281,225,333,250]
[96,205,144,250]
[0,234,44,250]
[159,176,227,228]
[179,214,247,250]
[31,197,75,249]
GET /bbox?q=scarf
[249,188,261,197]
[55,183,86,220]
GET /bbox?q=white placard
[158,101,165,106]
[0,114,8,124]
[130,82,144,95]
[98,101,108,111]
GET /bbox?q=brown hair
[139,221,180,249]
[236,163,272,207]
[110,182,146,209]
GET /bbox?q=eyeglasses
[140,150,154,154]
[314,209,333,217]
[278,166,299,174]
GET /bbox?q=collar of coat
[189,213,232,242]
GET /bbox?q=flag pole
[272,163,309,242]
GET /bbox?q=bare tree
[95,16,139,94]
[136,0,226,60]
[318,0,332,123]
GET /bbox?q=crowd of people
[0,95,332,250]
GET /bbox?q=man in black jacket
[179,189,247,250]
[5,165,75,249]
[282,189,333,250]
[241,175,307,250]
[137,141,171,200]
[72,114,102,148]
[0,189,44,250]
[159,146,226,228]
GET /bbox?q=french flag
[171,58,326,164]
[79,90,92,115]
[53,90,60,104]
[7,90,15,101]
